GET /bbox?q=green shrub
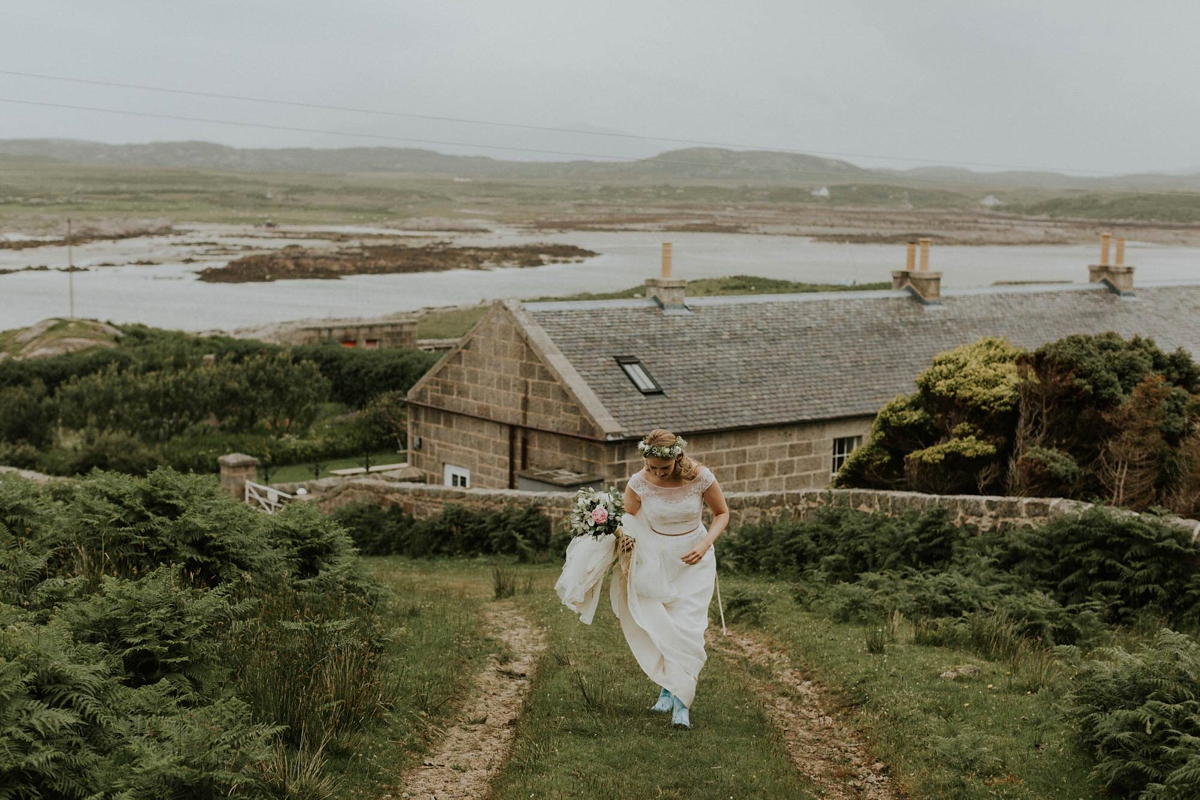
[291,343,439,409]
[0,346,133,392]
[0,469,385,796]
[260,503,372,594]
[1066,629,1200,797]
[0,619,278,799]
[0,380,56,448]
[0,441,41,470]
[331,502,555,561]
[57,569,238,695]
[48,468,282,587]
[720,586,769,627]
[61,430,165,476]
[994,506,1200,624]
[723,504,963,580]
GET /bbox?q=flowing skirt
[554,513,716,708]
[611,513,716,708]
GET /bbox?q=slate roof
[520,281,1200,438]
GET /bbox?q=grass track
[488,564,819,800]
[718,575,1102,799]
[329,558,497,798]
[339,559,1104,799]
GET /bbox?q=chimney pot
[893,239,941,303]
[646,243,687,311]
[1089,233,1134,295]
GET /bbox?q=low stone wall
[302,478,1200,539]
[309,478,580,530]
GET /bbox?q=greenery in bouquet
[569,486,624,538]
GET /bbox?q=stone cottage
[406,237,1200,493]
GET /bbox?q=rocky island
[197,242,598,282]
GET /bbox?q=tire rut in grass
[712,629,898,800]
[398,602,547,800]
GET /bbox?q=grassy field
[350,557,1106,799]
[6,159,1200,233]
[269,449,404,483]
[0,161,968,228]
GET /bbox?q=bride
[555,428,730,729]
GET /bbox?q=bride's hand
[681,541,710,565]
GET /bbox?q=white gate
[244,480,294,514]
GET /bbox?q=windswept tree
[836,337,1022,494]
[837,332,1200,513]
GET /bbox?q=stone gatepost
[218,453,259,500]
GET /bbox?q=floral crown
[637,435,687,459]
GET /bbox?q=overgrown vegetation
[0,323,438,477]
[836,332,1200,516]
[723,502,1200,796]
[0,469,385,798]
[331,502,560,562]
[1065,630,1200,797]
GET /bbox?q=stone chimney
[645,242,688,311]
[1088,232,1135,294]
[892,237,943,304]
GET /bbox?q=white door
[443,464,471,488]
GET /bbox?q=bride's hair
[642,428,700,481]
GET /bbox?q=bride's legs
[671,693,691,728]
[650,685,673,712]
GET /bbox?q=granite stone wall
[304,478,1200,540]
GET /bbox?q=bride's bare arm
[624,484,641,516]
[681,479,730,565]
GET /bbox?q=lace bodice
[627,467,716,534]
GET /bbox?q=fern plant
[1067,629,1200,798]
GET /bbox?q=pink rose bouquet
[568,485,624,539]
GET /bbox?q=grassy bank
[718,574,1100,798]
[331,558,494,798]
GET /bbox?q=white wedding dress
[555,467,717,708]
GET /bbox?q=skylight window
[616,356,663,394]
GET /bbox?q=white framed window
[443,464,471,488]
[831,436,862,476]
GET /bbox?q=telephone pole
[67,217,75,319]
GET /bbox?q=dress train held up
[555,467,717,708]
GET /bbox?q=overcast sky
[2,1,1197,175]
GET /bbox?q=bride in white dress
[555,429,730,728]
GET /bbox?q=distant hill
[2,138,1199,192]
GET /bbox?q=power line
[0,67,1136,177]
[2,96,1198,198]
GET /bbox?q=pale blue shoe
[650,686,673,713]
[671,694,691,729]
